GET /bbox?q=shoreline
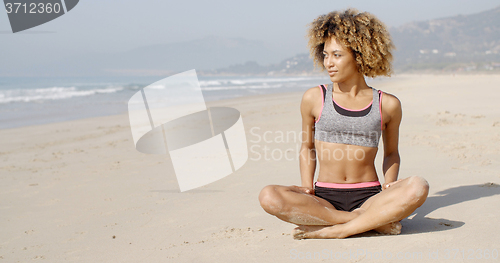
[0,75,330,130]
[0,90,304,132]
[0,72,500,130]
[0,72,478,131]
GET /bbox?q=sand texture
[1,74,500,262]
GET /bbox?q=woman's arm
[299,88,320,189]
[381,93,402,189]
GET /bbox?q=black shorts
[314,182,382,212]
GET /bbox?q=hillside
[208,6,500,75]
[391,5,500,71]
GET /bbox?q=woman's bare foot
[292,208,366,239]
[293,225,345,239]
[353,208,402,235]
[292,208,402,239]
[292,221,401,240]
[374,221,402,235]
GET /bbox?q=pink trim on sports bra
[379,90,383,130]
[315,85,325,124]
[332,94,373,112]
[315,181,381,189]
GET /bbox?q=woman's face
[323,38,360,83]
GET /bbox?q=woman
[258,9,429,239]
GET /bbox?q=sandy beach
[1,74,500,262]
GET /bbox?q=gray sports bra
[314,84,383,148]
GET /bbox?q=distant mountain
[100,35,288,74]
[208,6,500,75]
[391,5,500,71]
[200,53,319,76]
[3,36,289,77]
[4,7,500,77]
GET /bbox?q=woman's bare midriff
[315,139,379,184]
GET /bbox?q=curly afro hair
[307,8,395,77]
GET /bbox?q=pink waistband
[315,181,381,189]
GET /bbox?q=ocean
[0,75,332,129]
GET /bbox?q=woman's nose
[325,57,334,67]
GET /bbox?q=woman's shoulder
[300,85,324,115]
[301,85,324,104]
[380,90,402,115]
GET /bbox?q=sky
[1,0,499,73]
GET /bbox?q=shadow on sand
[401,182,500,234]
[353,182,500,237]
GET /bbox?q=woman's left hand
[382,179,402,190]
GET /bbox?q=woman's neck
[334,74,370,96]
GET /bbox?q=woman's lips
[328,71,338,76]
